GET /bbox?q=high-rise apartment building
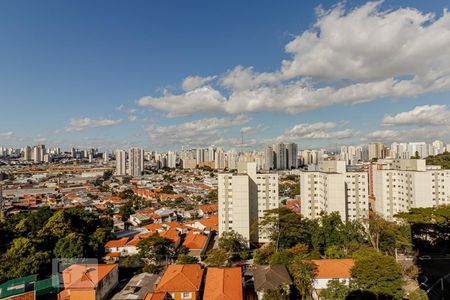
[32,145,45,163]
[218,162,279,244]
[273,143,286,170]
[215,148,225,169]
[285,143,298,169]
[23,146,31,161]
[115,150,127,176]
[372,159,450,220]
[263,146,274,170]
[300,160,369,221]
[167,151,177,168]
[128,147,144,177]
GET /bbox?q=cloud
[368,126,450,142]
[0,131,13,137]
[64,117,122,132]
[279,122,353,141]
[382,104,450,126]
[115,105,125,111]
[182,75,216,91]
[137,86,226,117]
[128,115,137,122]
[136,2,450,116]
[146,115,250,147]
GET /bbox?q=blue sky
[1,0,450,151]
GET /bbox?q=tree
[54,233,87,258]
[119,202,135,222]
[320,279,351,300]
[259,207,311,251]
[351,248,404,299]
[204,248,229,267]
[0,237,50,281]
[161,184,174,194]
[138,234,175,265]
[218,230,248,255]
[89,228,111,257]
[324,245,346,258]
[177,255,199,265]
[287,256,316,299]
[38,210,71,242]
[408,288,428,300]
[396,205,450,249]
[262,288,290,300]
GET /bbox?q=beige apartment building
[218,162,279,244]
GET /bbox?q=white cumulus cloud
[64,117,122,132]
[382,104,450,126]
[137,2,450,117]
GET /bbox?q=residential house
[58,264,118,300]
[253,265,292,300]
[155,264,204,300]
[203,267,243,300]
[311,259,355,300]
[111,273,160,300]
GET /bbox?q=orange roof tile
[159,228,180,244]
[198,204,218,213]
[198,215,219,231]
[105,237,130,248]
[182,232,207,250]
[144,292,166,300]
[156,264,203,292]
[62,264,118,289]
[311,259,355,279]
[203,267,243,300]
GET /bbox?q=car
[418,255,432,260]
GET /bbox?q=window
[181,292,192,299]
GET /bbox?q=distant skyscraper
[273,143,286,170]
[128,147,144,177]
[264,146,274,170]
[23,146,31,161]
[167,151,177,168]
[115,150,127,176]
[32,145,45,163]
[285,143,298,169]
[215,148,225,169]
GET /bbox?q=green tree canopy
[320,279,351,300]
[54,233,87,259]
[351,248,404,299]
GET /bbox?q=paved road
[417,255,450,300]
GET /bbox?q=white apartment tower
[128,147,144,177]
[115,150,127,176]
[32,145,45,163]
[300,160,369,221]
[372,159,450,220]
[215,148,225,169]
[167,151,177,168]
[264,146,274,170]
[218,162,279,244]
[23,146,32,161]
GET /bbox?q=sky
[1,0,450,151]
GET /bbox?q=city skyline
[1,1,450,150]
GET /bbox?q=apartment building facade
[218,162,279,244]
[300,160,369,221]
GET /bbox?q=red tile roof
[156,264,203,292]
[182,232,207,250]
[312,259,355,279]
[203,267,243,300]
